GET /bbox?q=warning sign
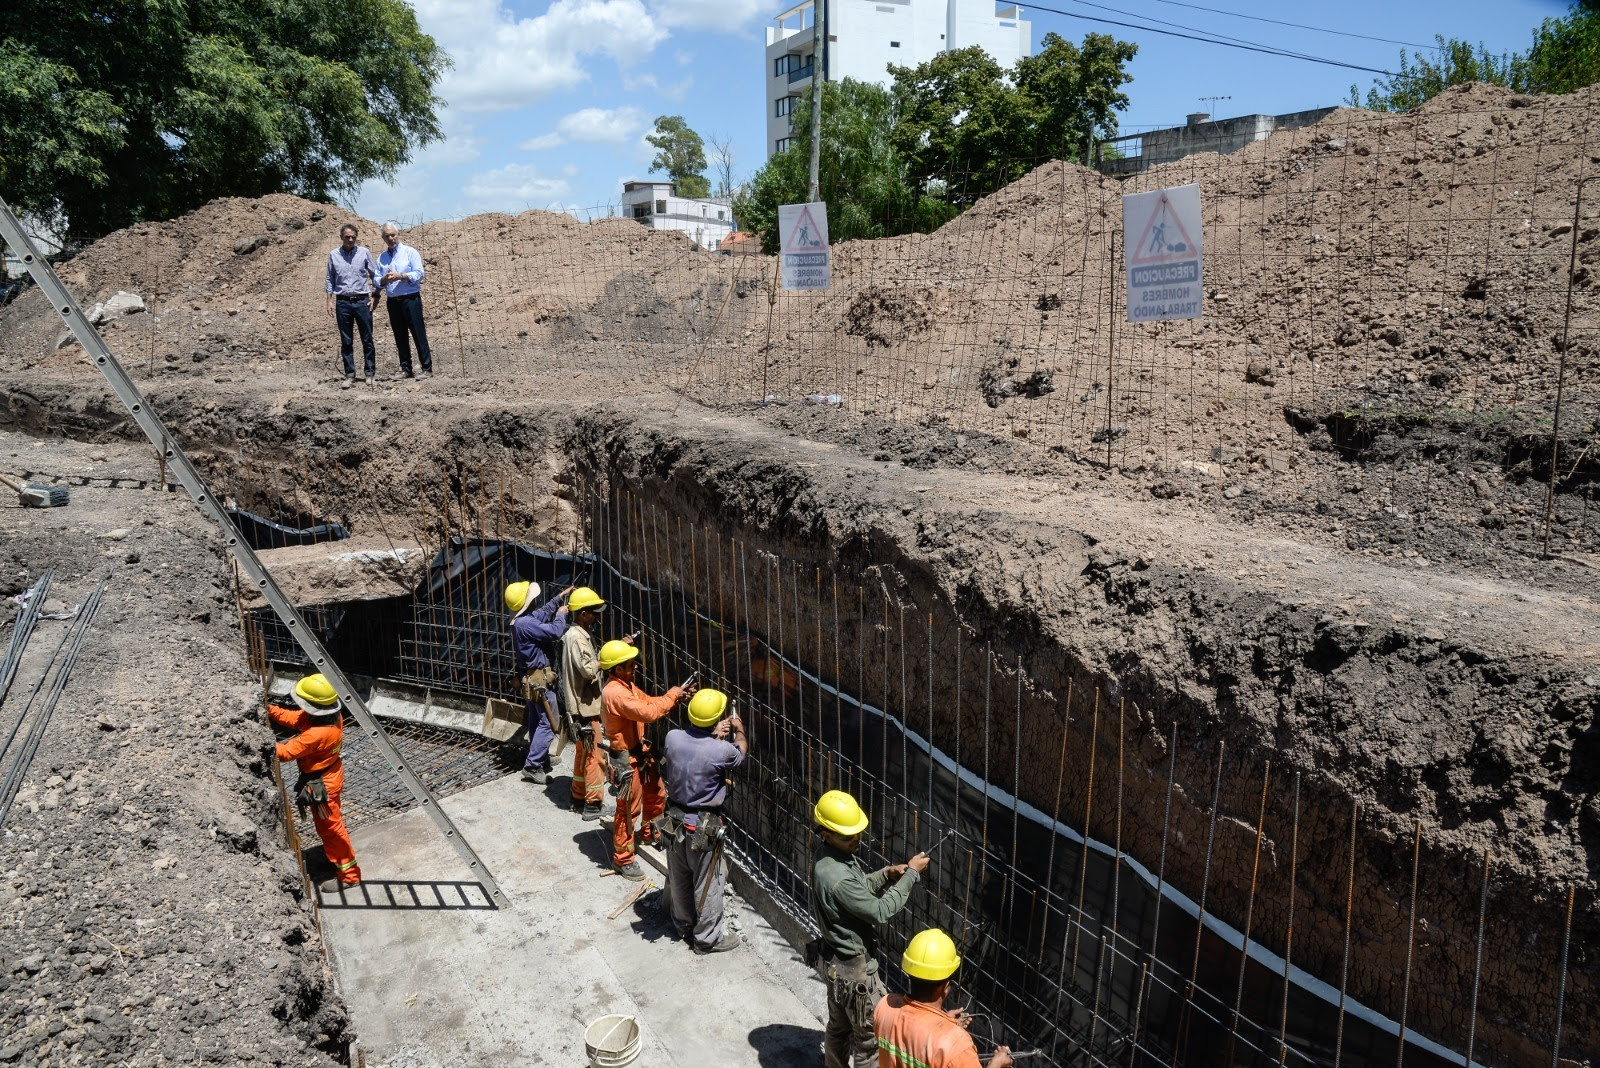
[779,201,830,291]
[1123,184,1203,322]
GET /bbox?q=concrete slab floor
[318,774,827,1067]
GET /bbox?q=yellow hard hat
[568,586,606,613]
[688,688,728,728]
[598,639,640,671]
[902,928,961,981]
[503,580,541,617]
[813,790,869,836]
[293,673,341,717]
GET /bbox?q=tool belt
[519,666,556,699]
[567,713,599,746]
[658,804,724,851]
[293,769,331,820]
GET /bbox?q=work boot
[583,801,604,822]
[417,370,433,380]
[521,767,547,785]
[365,376,375,389]
[571,796,586,813]
[694,932,743,955]
[340,377,353,390]
[317,877,361,895]
[613,860,645,882]
[388,370,413,381]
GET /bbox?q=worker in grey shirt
[323,223,380,388]
[660,688,746,954]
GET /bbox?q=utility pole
[806,0,825,202]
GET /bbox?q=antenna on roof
[1199,95,1232,116]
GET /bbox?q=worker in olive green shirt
[811,789,931,1068]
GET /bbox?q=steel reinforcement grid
[237,460,1584,1068]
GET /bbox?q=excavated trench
[6,385,1597,1067]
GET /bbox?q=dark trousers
[385,292,432,373]
[335,298,376,378]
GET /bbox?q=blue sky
[351,0,1568,224]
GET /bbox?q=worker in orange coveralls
[599,639,693,881]
[267,673,362,894]
[873,929,1011,1068]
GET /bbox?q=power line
[1026,0,1403,77]
[1140,0,1443,53]
[1051,0,1369,67]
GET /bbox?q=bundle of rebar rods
[0,578,106,827]
[0,569,53,709]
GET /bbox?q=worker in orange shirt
[599,639,693,881]
[874,929,1011,1068]
[267,673,362,894]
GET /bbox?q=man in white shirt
[376,222,434,381]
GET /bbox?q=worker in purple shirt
[661,688,747,954]
[376,221,433,381]
[323,223,380,389]
[504,581,571,784]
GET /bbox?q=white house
[619,181,735,250]
[765,0,1031,156]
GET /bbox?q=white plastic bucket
[584,1013,641,1067]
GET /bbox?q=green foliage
[1014,32,1138,160]
[737,33,1134,250]
[646,115,710,198]
[734,79,955,254]
[1352,2,1600,111]
[0,0,448,244]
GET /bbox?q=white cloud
[463,163,574,208]
[559,106,649,143]
[675,49,694,65]
[520,105,647,152]
[651,0,769,30]
[415,0,668,113]
[622,71,694,101]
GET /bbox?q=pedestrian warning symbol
[1122,183,1203,322]
[779,201,830,291]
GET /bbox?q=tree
[735,78,955,254]
[647,115,710,198]
[1352,2,1600,111]
[890,47,1037,204]
[0,0,448,246]
[1014,32,1138,161]
[707,133,737,199]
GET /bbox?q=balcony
[787,61,813,83]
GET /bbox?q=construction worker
[505,580,570,785]
[873,929,1012,1068]
[600,639,693,881]
[660,687,747,953]
[267,674,361,893]
[559,586,611,820]
[812,789,931,1068]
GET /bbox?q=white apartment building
[765,0,1031,156]
[619,181,735,250]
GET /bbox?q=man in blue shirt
[323,224,380,389]
[377,222,434,381]
[661,688,746,953]
[505,580,570,784]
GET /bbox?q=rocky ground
[0,432,346,1067]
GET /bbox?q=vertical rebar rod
[856,586,865,781]
[1278,771,1301,1066]
[1333,799,1358,1068]
[1549,885,1576,1068]
[1037,679,1072,966]
[1180,739,1227,1065]
[980,643,993,890]
[1395,820,1421,1068]
[1071,689,1100,983]
[1545,176,1596,556]
[1463,847,1490,1068]
[1008,657,1023,932]
[1127,962,1149,1068]
[1090,696,1126,1048]
[832,573,842,786]
[1227,760,1272,1065]
[899,602,908,848]
[926,613,935,828]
